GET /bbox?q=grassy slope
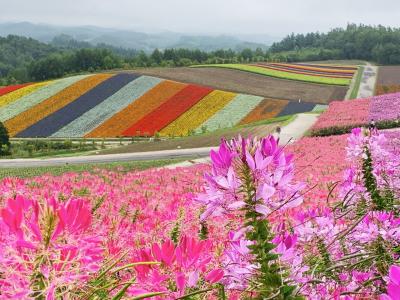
[0,158,186,179]
[192,64,351,86]
[350,66,365,99]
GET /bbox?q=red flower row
[0,83,31,97]
[123,84,212,136]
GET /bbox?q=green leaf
[130,292,166,299]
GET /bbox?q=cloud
[0,0,398,36]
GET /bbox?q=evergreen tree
[0,121,10,155]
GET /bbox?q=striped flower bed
[5,74,112,137]
[16,73,136,138]
[86,80,186,138]
[239,99,289,125]
[51,76,162,137]
[160,90,236,136]
[0,83,32,97]
[268,63,356,76]
[0,75,90,122]
[0,81,51,108]
[254,64,354,79]
[197,94,264,132]
[123,85,212,136]
[193,64,351,85]
[0,72,321,138]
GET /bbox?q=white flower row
[197,94,264,132]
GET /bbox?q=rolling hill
[0,72,318,138]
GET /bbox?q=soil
[122,67,348,104]
[98,123,279,154]
[376,66,400,85]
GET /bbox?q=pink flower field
[311,92,400,135]
[311,99,370,134]
[1,129,400,299]
[369,92,400,122]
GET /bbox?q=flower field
[51,76,162,137]
[122,84,213,136]
[17,73,137,138]
[2,125,400,298]
[0,75,90,123]
[160,90,236,136]
[0,83,32,97]
[0,81,51,108]
[4,74,112,137]
[255,62,356,78]
[86,80,186,138]
[192,63,355,85]
[311,92,400,135]
[196,94,264,132]
[239,98,289,125]
[0,73,319,138]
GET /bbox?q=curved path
[0,114,318,168]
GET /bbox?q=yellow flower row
[160,90,236,136]
[0,81,52,108]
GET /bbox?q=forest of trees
[0,35,268,85]
[269,24,400,64]
[2,24,400,85]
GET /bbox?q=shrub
[0,121,10,155]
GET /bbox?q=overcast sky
[0,0,399,36]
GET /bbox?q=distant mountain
[0,22,273,52]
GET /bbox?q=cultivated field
[0,72,316,138]
[375,66,400,95]
[192,63,355,85]
[135,67,348,102]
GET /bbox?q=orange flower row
[86,80,186,138]
[271,63,356,75]
[239,99,289,125]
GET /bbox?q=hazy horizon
[0,0,399,37]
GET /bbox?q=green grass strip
[192,64,351,86]
[349,66,365,99]
[0,158,186,179]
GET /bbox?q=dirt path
[357,64,378,98]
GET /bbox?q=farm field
[375,65,400,95]
[192,63,355,85]
[135,67,348,103]
[0,72,317,138]
[254,62,356,78]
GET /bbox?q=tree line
[269,24,400,65]
[0,35,269,85]
[2,24,400,85]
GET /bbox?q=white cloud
[0,0,398,36]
